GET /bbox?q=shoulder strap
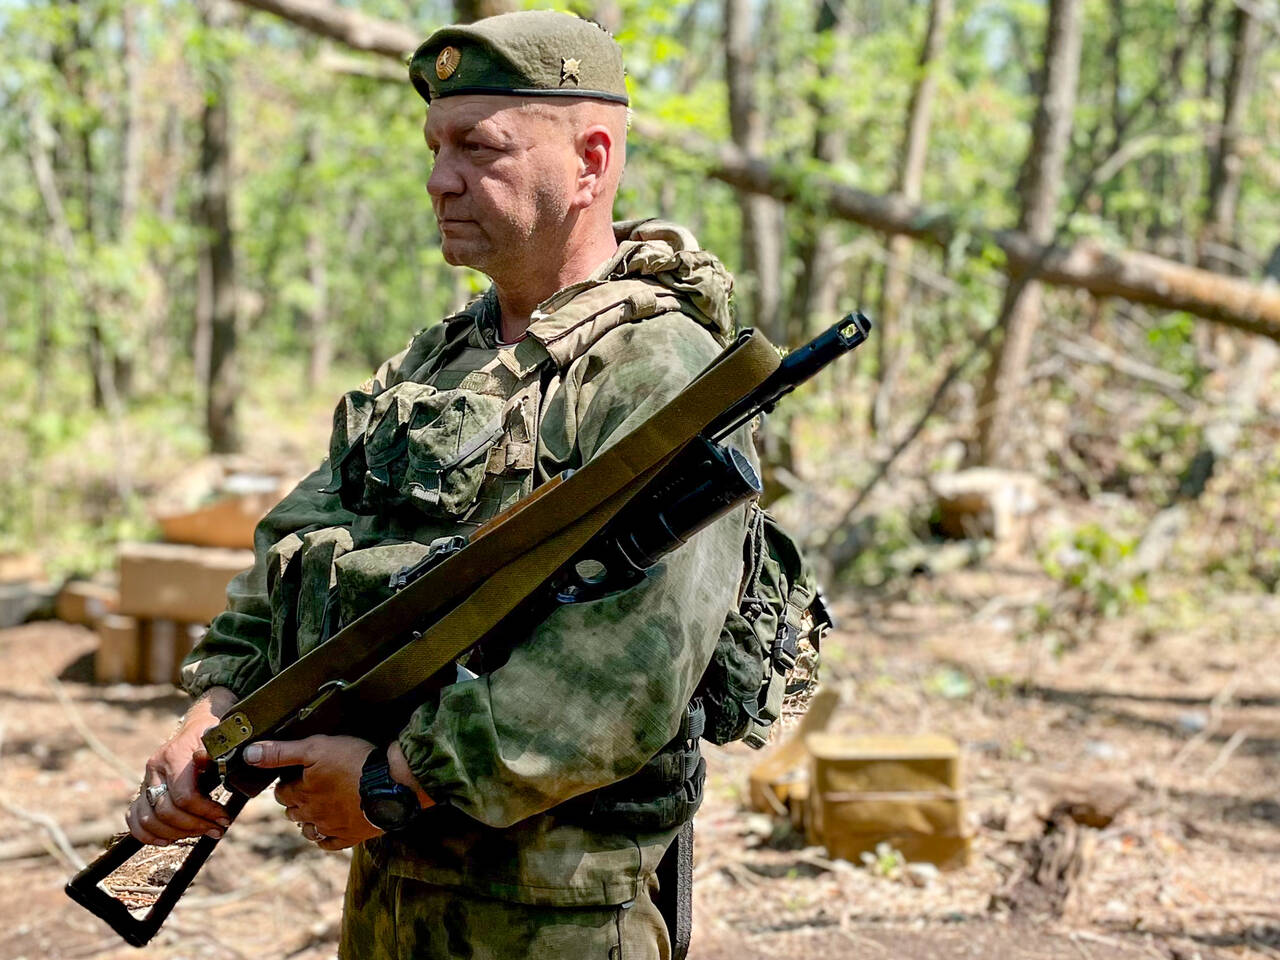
[761,512,819,638]
[529,278,724,370]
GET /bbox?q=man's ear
[573,124,615,208]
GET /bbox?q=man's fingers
[126,803,169,846]
[243,739,313,769]
[192,745,211,770]
[133,801,192,843]
[274,779,300,809]
[150,792,223,837]
[168,769,231,826]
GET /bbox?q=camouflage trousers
[339,844,670,959]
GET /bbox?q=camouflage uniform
[182,220,748,958]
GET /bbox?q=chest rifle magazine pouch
[402,387,508,520]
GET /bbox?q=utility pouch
[699,505,831,749]
[326,379,535,524]
[402,388,508,519]
[568,701,708,834]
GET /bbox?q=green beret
[409,10,628,107]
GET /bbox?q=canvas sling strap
[202,329,780,766]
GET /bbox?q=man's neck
[492,224,619,343]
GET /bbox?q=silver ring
[145,783,169,808]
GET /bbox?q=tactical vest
[273,265,827,835]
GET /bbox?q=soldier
[126,10,749,958]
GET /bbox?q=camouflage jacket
[182,220,749,907]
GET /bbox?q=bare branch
[237,0,418,59]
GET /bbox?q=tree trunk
[198,0,241,454]
[1200,3,1263,274]
[65,2,118,411]
[119,3,142,239]
[873,0,952,433]
[975,0,1083,466]
[306,133,330,389]
[725,0,783,339]
[786,0,854,347]
[114,2,144,399]
[306,227,331,388]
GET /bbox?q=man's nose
[427,153,464,199]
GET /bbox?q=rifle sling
[205,330,780,759]
[342,459,662,706]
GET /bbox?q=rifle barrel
[708,313,872,442]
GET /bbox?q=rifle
[66,313,872,947]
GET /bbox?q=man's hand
[246,735,382,852]
[127,687,236,846]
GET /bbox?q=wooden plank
[55,581,118,627]
[116,543,252,624]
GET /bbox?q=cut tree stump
[930,469,1041,557]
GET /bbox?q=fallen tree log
[239,0,417,55]
[646,124,1280,339]
[232,0,1280,342]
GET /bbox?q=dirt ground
[1,560,1276,959]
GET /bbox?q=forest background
[1,0,1280,957]
[0,0,1277,591]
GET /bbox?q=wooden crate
[95,615,202,686]
[117,543,252,625]
[56,581,118,627]
[805,733,970,868]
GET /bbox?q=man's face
[424,96,578,276]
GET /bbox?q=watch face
[365,792,420,831]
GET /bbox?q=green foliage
[1118,402,1200,493]
[841,508,921,589]
[1198,442,1280,593]
[1145,314,1203,386]
[925,666,975,700]
[1041,522,1150,618]
[860,841,906,879]
[0,0,1277,592]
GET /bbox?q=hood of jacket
[512,219,735,369]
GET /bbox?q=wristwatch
[358,748,423,832]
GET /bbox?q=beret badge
[436,46,461,80]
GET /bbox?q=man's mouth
[438,218,477,233]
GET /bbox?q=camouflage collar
[465,219,734,373]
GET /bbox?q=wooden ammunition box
[805,733,970,868]
[56,581,118,627]
[116,543,252,625]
